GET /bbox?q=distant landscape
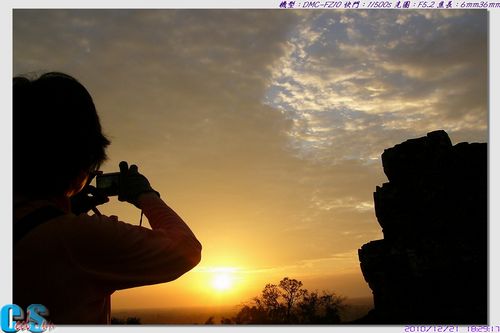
[111,296,374,325]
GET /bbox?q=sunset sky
[12,9,488,310]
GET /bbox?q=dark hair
[13,72,111,197]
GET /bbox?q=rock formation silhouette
[357,130,487,324]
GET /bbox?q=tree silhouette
[299,291,345,324]
[298,290,320,324]
[214,277,346,325]
[110,316,142,324]
[125,317,141,325]
[279,277,306,323]
[257,283,283,323]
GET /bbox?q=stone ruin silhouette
[357,130,487,324]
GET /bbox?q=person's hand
[70,184,109,215]
[118,161,159,208]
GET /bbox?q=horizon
[13,9,488,312]
[110,294,374,311]
[110,295,375,324]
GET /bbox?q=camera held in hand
[96,172,120,197]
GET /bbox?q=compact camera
[95,172,120,196]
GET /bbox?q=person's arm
[59,162,201,292]
[119,161,202,271]
[59,207,201,292]
[137,192,202,269]
[137,192,197,237]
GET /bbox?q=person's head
[13,72,111,198]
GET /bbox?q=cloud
[264,10,487,165]
[193,250,364,278]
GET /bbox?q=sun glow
[212,272,233,291]
[204,267,238,292]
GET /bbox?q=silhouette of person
[13,72,202,324]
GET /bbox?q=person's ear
[65,172,90,197]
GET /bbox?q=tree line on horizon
[110,316,141,324]
[205,277,347,325]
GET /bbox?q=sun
[212,272,233,291]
